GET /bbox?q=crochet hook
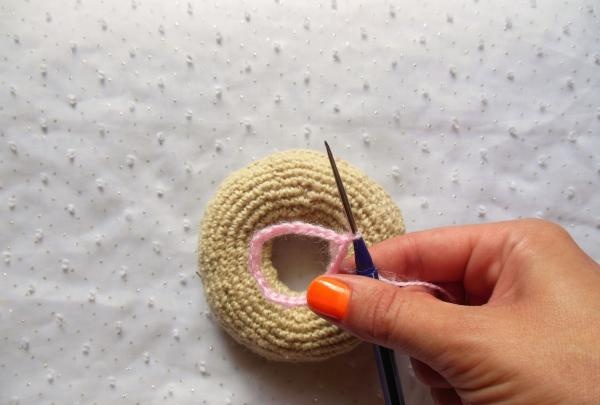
[324,141,406,405]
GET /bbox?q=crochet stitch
[198,149,405,362]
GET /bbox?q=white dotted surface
[1,0,599,404]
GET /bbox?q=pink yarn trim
[248,222,455,307]
[248,222,355,307]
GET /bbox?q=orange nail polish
[307,276,351,320]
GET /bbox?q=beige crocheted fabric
[198,149,404,362]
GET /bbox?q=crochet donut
[198,149,404,362]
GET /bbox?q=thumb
[307,275,476,363]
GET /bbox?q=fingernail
[307,276,350,320]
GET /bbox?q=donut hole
[271,235,330,292]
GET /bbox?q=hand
[306,219,600,405]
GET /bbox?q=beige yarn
[198,149,405,362]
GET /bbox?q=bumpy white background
[1,0,599,404]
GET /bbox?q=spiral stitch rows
[198,149,405,362]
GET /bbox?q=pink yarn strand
[248,222,455,307]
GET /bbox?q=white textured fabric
[1,0,599,404]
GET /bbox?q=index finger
[343,221,524,299]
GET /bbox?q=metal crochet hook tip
[324,141,358,234]
[325,141,406,405]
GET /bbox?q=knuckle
[412,361,438,386]
[366,287,410,348]
[519,218,569,238]
[402,233,425,279]
[511,219,573,253]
